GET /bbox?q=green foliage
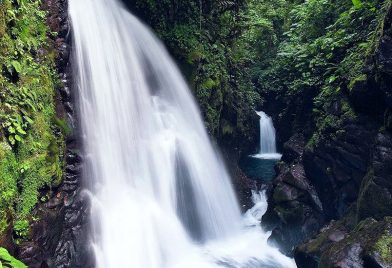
[0,247,27,268]
[0,0,64,239]
[128,0,387,149]
[352,0,362,8]
[258,0,386,147]
[129,0,262,144]
[373,233,392,264]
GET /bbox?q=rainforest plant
[0,0,64,240]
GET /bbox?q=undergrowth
[0,0,64,241]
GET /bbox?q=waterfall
[254,111,282,160]
[69,0,295,267]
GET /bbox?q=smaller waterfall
[254,111,282,159]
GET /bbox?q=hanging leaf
[11,60,22,73]
[352,0,362,8]
[23,115,34,124]
[16,126,26,135]
[8,127,15,134]
[14,135,22,142]
[8,136,15,145]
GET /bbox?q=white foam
[69,0,296,266]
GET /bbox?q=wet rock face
[267,101,392,261]
[264,6,392,263]
[357,133,392,222]
[262,134,324,255]
[295,217,392,268]
[303,118,377,221]
[16,0,94,267]
[220,147,261,212]
[281,129,392,267]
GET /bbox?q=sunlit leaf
[11,60,22,73]
[352,0,362,8]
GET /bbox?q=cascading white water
[69,0,295,267]
[254,112,282,160]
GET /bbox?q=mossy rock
[273,183,301,203]
[274,202,305,224]
[295,211,392,268]
[294,218,351,268]
[318,217,392,268]
[357,169,392,222]
[371,231,392,265]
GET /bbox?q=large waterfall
[254,112,282,160]
[69,0,295,267]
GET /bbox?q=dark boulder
[303,118,376,221]
[296,217,392,268]
[262,134,324,255]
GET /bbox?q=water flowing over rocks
[66,0,295,266]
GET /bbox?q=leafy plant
[0,0,65,239]
[0,247,27,268]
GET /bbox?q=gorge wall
[0,0,91,266]
[127,0,392,266]
[0,0,391,267]
[260,1,392,267]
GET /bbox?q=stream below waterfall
[241,111,282,183]
[69,0,295,267]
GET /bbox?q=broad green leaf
[11,61,22,73]
[15,135,22,142]
[8,136,15,145]
[16,126,26,135]
[0,248,27,268]
[23,116,34,124]
[352,0,362,8]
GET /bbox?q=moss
[0,142,18,233]
[54,117,71,136]
[348,74,368,91]
[274,203,305,224]
[304,230,331,254]
[0,0,64,239]
[323,217,392,267]
[341,100,356,119]
[306,132,321,150]
[201,78,217,90]
[357,169,392,222]
[130,0,262,140]
[221,119,234,135]
[373,232,392,264]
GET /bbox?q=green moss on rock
[357,169,392,222]
[348,74,368,91]
[0,0,64,239]
[274,203,305,224]
[297,217,392,268]
[373,232,392,264]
